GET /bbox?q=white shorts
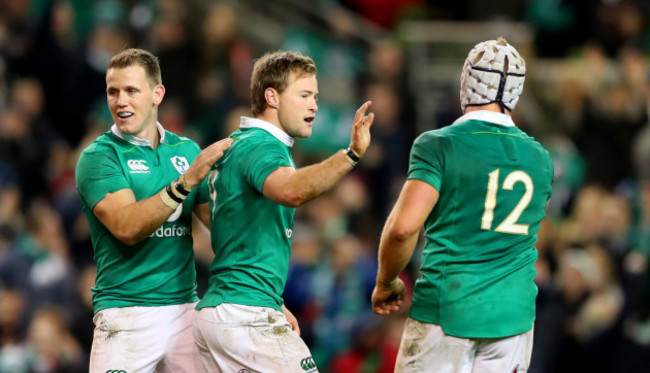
[192,303,318,373]
[395,318,534,373]
[89,302,205,373]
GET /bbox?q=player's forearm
[114,137,231,241]
[282,150,354,207]
[376,218,419,287]
[108,180,193,245]
[110,195,180,244]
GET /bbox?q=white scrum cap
[459,37,526,113]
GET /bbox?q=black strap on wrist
[165,184,183,203]
[173,177,191,196]
[345,147,361,163]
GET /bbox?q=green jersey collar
[454,110,515,127]
[240,117,294,147]
[110,122,166,148]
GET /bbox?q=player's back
[408,111,553,338]
[428,117,552,256]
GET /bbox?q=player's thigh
[192,314,216,373]
[193,304,318,373]
[395,318,475,373]
[89,307,167,373]
[473,329,534,373]
[158,302,206,373]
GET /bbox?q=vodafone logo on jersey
[127,159,150,174]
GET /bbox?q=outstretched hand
[371,278,406,316]
[348,101,374,157]
[184,138,233,187]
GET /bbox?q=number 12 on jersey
[481,169,534,235]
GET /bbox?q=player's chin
[296,127,312,138]
[116,122,139,135]
[115,122,132,132]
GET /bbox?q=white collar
[239,117,294,147]
[111,122,166,147]
[453,110,515,127]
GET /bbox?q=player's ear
[153,84,165,106]
[264,88,279,109]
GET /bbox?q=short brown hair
[250,51,317,116]
[108,48,162,87]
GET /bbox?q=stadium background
[1,0,650,371]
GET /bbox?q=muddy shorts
[395,318,533,373]
[89,302,205,373]
[192,303,318,373]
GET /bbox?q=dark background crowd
[1,0,650,372]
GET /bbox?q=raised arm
[93,138,232,245]
[262,101,374,207]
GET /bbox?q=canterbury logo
[127,159,150,173]
[300,356,316,371]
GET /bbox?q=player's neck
[118,121,161,148]
[256,111,283,131]
[141,122,160,148]
[465,103,511,116]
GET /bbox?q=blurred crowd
[0,0,650,372]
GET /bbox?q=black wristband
[345,147,361,163]
[173,177,190,196]
[165,184,183,203]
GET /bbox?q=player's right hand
[184,138,233,188]
[371,277,405,315]
[348,101,374,157]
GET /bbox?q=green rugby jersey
[197,117,295,312]
[75,124,208,313]
[408,110,553,338]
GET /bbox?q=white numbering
[207,170,219,219]
[481,169,533,235]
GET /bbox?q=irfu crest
[170,156,190,174]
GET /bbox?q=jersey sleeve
[244,141,293,193]
[75,144,130,209]
[407,133,448,191]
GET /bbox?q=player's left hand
[371,277,405,315]
[348,101,374,157]
[282,304,301,335]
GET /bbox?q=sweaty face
[277,73,318,138]
[106,65,162,138]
